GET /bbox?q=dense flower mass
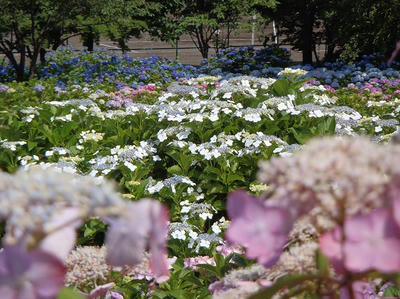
[258,137,400,229]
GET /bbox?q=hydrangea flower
[33,83,45,92]
[225,190,293,267]
[0,246,66,298]
[343,209,400,273]
[320,208,400,273]
[105,199,170,278]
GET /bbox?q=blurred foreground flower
[320,208,400,274]
[105,199,170,278]
[226,190,293,267]
[0,167,171,297]
[0,246,66,298]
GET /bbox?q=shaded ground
[67,24,326,65]
[1,23,326,66]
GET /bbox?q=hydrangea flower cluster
[0,168,170,297]
[220,137,400,298]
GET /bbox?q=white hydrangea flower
[244,113,261,122]
[199,212,213,220]
[124,161,137,172]
[181,206,190,214]
[199,239,211,248]
[211,223,221,234]
[157,130,168,142]
[189,230,198,240]
[171,230,186,240]
[222,92,232,99]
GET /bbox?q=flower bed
[2,49,400,298]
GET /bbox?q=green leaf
[167,164,183,175]
[316,250,329,276]
[271,79,290,96]
[249,273,321,299]
[27,141,37,151]
[383,285,400,297]
[57,287,85,299]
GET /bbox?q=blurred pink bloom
[129,256,176,283]
[320,208,400,274]
[319,226,344,274]
[105,199,169,278]
[343,208,400,273]
[39,207,82,261]
[0,245,66,299]
[225,190,293,267]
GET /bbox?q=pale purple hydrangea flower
[105,199,170,278]
[34,83,45,92]
[0,85,9,92]
[86,283,124,299]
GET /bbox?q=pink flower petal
[227,190,256,219]
[226,192,292,267]
[319,227,344,274]
[105,199,170,280]
[89,282,115,299]
[147,201,169,277]
[0,246,65,299]
[39,208,82,261]
[24,250,66,298]
[344,208,400,273]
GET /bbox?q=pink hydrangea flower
[343,208,400,273]
[86,282,124,299]
[183,256,216,270]
[225,190,293,267]
[39,207,82,261]
[216,244,244,257]
[0,245,66,298]
[105,199,169,278]
[319,226,344,274]
[320,208,400,274]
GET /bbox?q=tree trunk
[16,42,26,82]
[40,48,46,64]
[83,31,95,51]
[200,46,208,59]
[302,10,314,64]
[29,46,40,78]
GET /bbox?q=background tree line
[1,0,399,81]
